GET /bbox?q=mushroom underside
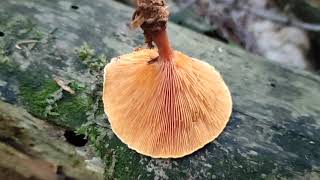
[103,49,232,158]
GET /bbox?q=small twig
[15,27,59,51]
[54,77,75,95]
[15,40,39,50]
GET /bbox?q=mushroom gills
[103,49,232,158]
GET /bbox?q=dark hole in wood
[71,5,79,10]
[64,130,87,147]
[56,166,75,180]
[310,34,320,70]
[0,31,4,37]
[270,83,276,88]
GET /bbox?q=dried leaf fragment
[54,78,75,95]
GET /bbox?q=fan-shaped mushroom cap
[103,49,232,158]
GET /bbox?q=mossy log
[0,101,103,180]
[0,0,320,179]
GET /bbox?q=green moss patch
[76,43,107,72]
[19,78,60,117]
[77,121,147,180]
[19,77,94,128]
[54,93,93,128]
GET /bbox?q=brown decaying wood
[103,49,232,158]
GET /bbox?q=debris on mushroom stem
[132,0,173,61]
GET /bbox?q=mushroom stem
[152,29,173,61]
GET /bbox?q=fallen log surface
[0,0,319,179]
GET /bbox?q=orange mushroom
[103,0,232,158]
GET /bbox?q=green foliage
[77,120,147,180]
[69,81,86,92]
[0,55,12,64]
[77,43,95,61]
[17,64,93,128]
[16,43,104,128]
[76,43,107,71]
[19,79,60,118]
[77,121,109,157]
[20,78,94,128]
[54,93,93,128]
[0,55,15,74]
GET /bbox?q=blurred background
[119,0,320,72]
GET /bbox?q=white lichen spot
[34,13,56,25]
[146,160,169,180]
[55,41,70,50]
[103,37,132,54]
[212,174,217,179]
[58,1,72,10]
[12,52,30,71]
[248,150,258,156]
[7,0,18,5]
[0,80,7,87]
[106,153,116,177]
[201,162,212,168]
[57,16,80,29]
[85,157,104,173]
[105,129,114,140]
[75,147,88,157]
[23,1,36,9]
[64,32,79,42]
[79,6,95,17]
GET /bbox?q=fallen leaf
[54,78,75,95]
